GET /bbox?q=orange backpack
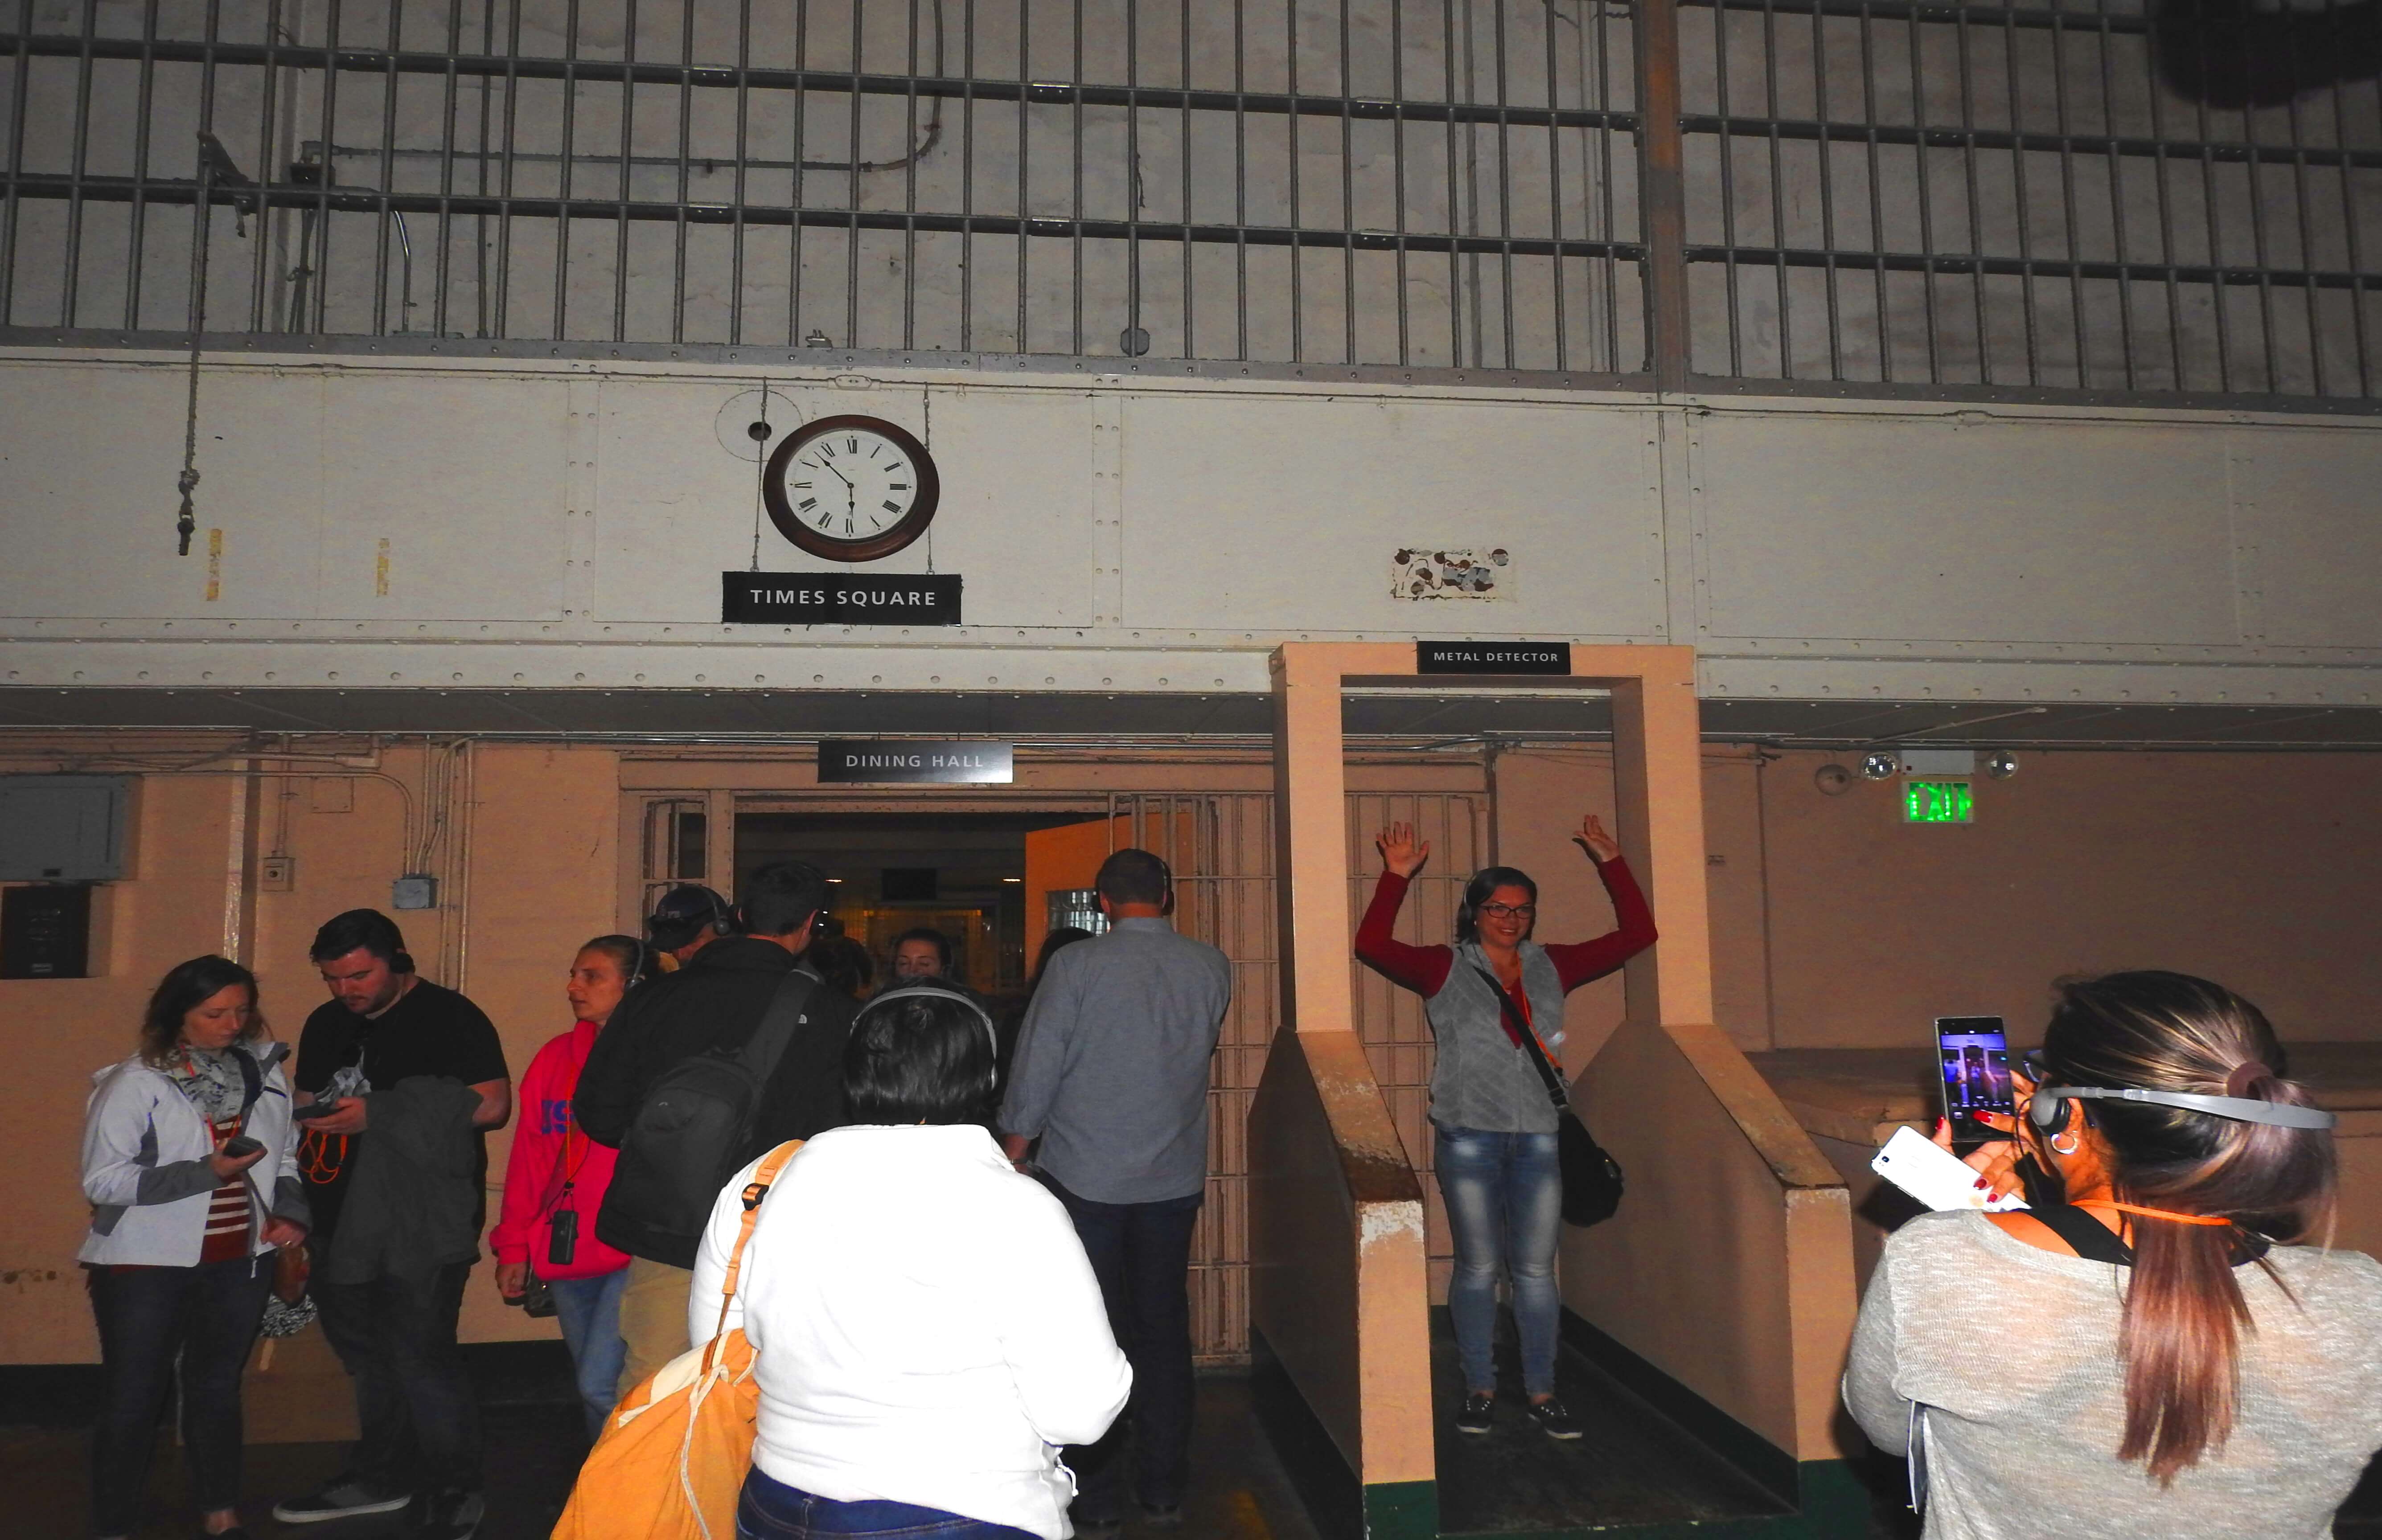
[550,1140,801,1540]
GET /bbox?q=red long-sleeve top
[1354,856,1657,999]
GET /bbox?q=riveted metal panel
[1692,412,2240,646]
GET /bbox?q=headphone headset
[2029,1082,2337,1132]
[366,915,415,976]
[624,939,654,990]
[856,983,1002,1065]
[647,886,735,942]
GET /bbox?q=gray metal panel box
[0,776,131,880]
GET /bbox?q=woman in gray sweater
[1844,971,2382,1539]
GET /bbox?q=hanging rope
[175,137,217,556]
[748,380,773,571]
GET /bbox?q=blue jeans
[548,1269,630,1438]
[737,1467,1039,1539]
[1434,1123,1563,1399]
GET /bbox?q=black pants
[87,1254,274,1537]
[1049,1180,1203,1511]
[311,1238,482,1495]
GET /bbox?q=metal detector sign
[722,573,964,626]
[817,741,1014,785]
[1416,640,1572,675]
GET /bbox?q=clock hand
[822,460,857,516]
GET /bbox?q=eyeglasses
[1477,902,1537,920]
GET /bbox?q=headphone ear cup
[2030,1091,2064,1132]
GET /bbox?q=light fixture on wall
[1987,751,2020,779]
[1813,763,1854,796]
[1860,751,1900,781]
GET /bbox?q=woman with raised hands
[1355,812,1656,1442]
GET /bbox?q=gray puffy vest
[1426,941,1567,1135]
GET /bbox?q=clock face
[761,414,941,562]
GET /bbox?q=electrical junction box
[392,873,439,910]
[1898,748,1977,778]
[1,885,92,978]
[0,776,130,880]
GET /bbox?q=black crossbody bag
[1469,966,1625,1227]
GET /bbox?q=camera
[547,1207,577,1267]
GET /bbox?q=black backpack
[608,970,818,1237]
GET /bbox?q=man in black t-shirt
[270,911,509,1540]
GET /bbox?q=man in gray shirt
[999,848,1231,1532]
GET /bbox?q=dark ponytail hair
[579,934,653,991]
[139,955,265,1066]
[2038,970,2336,1483]
[1454,866,1537,943]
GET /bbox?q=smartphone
[1872,1125,2028,1213]
[220,1134,264,1159]
[1935,1015,2013,1145]
[292,1098,345,1121]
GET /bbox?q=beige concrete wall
[1,744,620,1362]
[1572,1019,1858,1462]
[1754,748,2382,1051]
[6,775,229,1361]
[1482,744,2382,1057]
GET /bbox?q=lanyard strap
[2071,1199,2233,1228]
[1469,964,1567,1111]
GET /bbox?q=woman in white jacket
[79,955,309,1540]
[690,984,1133,1540]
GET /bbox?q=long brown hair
[138,955,267,1066]
[2038,971,2336,1482]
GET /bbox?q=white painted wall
[0,346,2376,705]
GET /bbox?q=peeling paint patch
[375,537,391,597]
[205,528,223,601]
[1359,1201,1424,1250]
[1311,1071,1408,1165]
[1392,546,1510,600]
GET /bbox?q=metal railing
[1672,0,2382,398]
[1,0,2375,403]
[0,0,1643,376]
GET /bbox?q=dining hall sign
[817,741,1015,785]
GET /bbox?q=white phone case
[1872,1124,2029,1213]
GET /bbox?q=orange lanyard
[2072,1199,2232,1228]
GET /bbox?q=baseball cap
[645,885,735,947]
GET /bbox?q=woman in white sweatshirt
[690,984,1133,1540]
[79,955,309,1540]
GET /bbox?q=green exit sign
[1906,779,1974,823]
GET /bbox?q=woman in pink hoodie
[491,934,646,1437]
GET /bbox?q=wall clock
[761,414,941,562]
